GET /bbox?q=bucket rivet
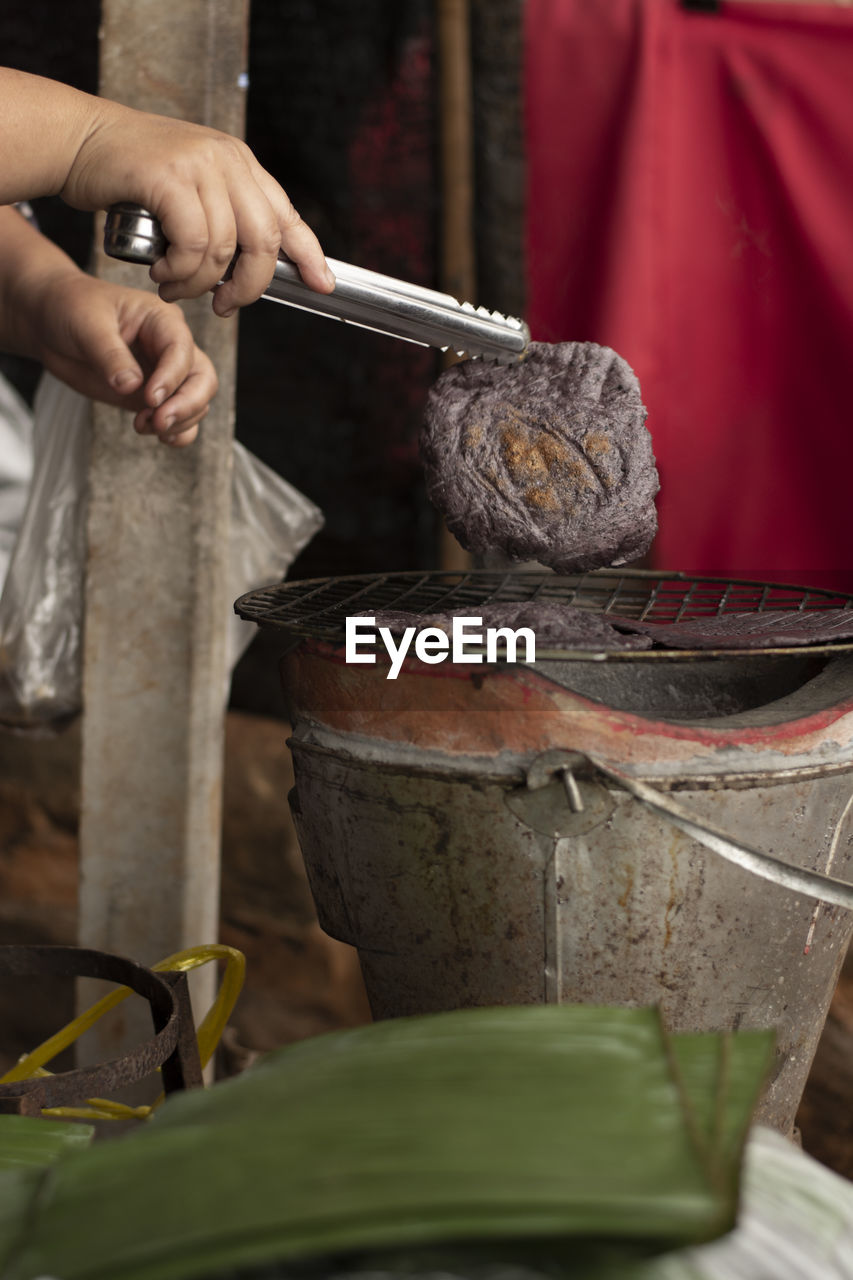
[561,768,585,813]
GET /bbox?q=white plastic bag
[0,372,323,730]
[228,436,323,671]
[0,373,34,589]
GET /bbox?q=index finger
[251,169,335,293]
[212,217,334,317]
[280,214,336,295]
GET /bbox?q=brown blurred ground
[0,711,851,1177]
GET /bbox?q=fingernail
[151,386,167,407]
[218,306,237,319]
[324,266,336,289]
[162,415,177,432]
[112,369,140,392]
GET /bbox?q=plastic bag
[0,373,34,589]
[0,372,323,730]
[228,434,323,675]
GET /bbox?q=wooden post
[77,0,248,1058]
[436,0,476,572]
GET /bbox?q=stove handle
[509,748,853,909]
[579,755,853,912]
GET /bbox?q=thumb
[108,361,145,396]
[69,302,145,396]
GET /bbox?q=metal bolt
[561,768,585,813]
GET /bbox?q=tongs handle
[103,203,530,364]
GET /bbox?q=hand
[0,69,334,314]
[0,205,214,444]
[31,274,218,447]
[62,101,336,313]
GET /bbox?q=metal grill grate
[235,569,853,656]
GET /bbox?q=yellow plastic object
[0,944,245,1121]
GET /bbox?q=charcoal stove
[236,568,853,1132]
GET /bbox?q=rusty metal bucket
[235,569,853,1133]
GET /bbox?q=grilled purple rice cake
[421,341,659,572]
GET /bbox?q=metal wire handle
[517,748,853,909]
[103,202,530,364]
[589,756,853,911]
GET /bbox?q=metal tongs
[103,203,530,364]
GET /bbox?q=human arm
[0,67,334,313]
[0,206,216,446]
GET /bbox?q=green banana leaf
[0,1113,94,1172]
[0,1005,772,1280]
[323,1128,853,1280]
[0,1115,94,1280]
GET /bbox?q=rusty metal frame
[0,946,203,1117]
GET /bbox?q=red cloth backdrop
[524,0,853,590]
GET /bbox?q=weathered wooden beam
[78,0,249,1058]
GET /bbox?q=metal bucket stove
[236,569,853,1131]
